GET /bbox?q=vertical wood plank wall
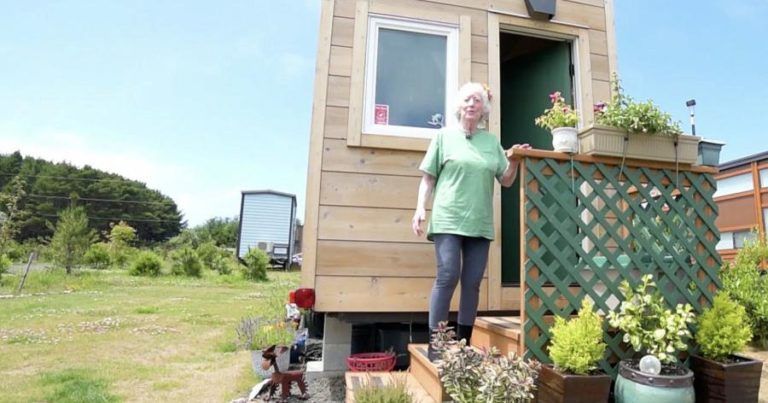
[305,0,615,312]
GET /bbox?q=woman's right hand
[412,208,426,237]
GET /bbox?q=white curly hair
[452,82,491,127]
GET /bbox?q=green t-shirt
[419,128,510,241]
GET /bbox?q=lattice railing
[517,151,721,376]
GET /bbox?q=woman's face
[461,91,484,123]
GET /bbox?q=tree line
[0,151,183,243]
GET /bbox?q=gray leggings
[429,234,490,329]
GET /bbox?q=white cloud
[0,131,231,226]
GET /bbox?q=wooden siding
[305,0,617,312]
[716,195,757,230]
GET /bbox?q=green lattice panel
[521,157,721,377]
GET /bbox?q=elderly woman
[412,82,530,359]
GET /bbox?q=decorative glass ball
[639,355,661,375]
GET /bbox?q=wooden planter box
[691,354,763,403]
[578,125,700,164]
[537,364,611,403]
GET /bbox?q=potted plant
[535,91,580,153]
[581,76,700,164]
[432,323,540,403]
[607,274,697,403]
[539,298,611,403]
[236,316,296,378]
[691,293,762,402]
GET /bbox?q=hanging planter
[578,125,700,164]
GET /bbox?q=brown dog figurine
[261,345,309,401]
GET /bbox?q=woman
[411,82,530,358]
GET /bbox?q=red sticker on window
[374,104,389,125]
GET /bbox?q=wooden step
[345,370,436,403]
[407,343,448,402]
[471,316,523,356]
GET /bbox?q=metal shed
[236,190,297,268]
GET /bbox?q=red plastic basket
[346,352,396,372]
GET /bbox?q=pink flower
[549,91,561,103]
[594,102,606,113]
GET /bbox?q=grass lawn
[0,267,299,402]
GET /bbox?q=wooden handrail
[506,148,719,174]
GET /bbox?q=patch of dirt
[238,375,346,403]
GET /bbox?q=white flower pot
[551,127,578,153]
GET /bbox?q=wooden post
[16,251,36,294]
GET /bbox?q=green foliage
[209,253,235,275]
[0,254,11,280]
[607,275,695,364]
[129,251,163,277]
[40,369,119,403]
[196,241,219,268]
[721,235,768,347]
[0,151,182,243]
[193,216,239,248]
[432,322,540,403]
[242,248,269,281]
[355,375,412,403]
[535,91,579,130]
[83,242,111,270]
[0,175,27,254]
[108,222,137,269]
[235,317,295,351]
[196,241,236,274]
[134,306,159,314]
[170,247,203,277]
[696,293,752,361]
[549,299,606,375]
[48,206,97,274]
[594,74,683,136]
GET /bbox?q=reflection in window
[761,169,768,188]
[364,17,457,138]
[734,231,758,249]
[716,231,733,250]
[715,173,753,198]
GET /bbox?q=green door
[500,37,573,284]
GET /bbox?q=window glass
[734,230,757,249]
[375,28,447,129]
[764,208,768,235]
[760,169,768,188]
[715,173,753,198]
[716,232,733,250]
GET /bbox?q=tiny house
[237,190,297,268]
[714,151,768,261]
[301,0,621,371]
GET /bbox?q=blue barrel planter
[614,360,695,403]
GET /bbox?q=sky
[0,1,765,226]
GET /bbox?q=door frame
[486,12,597,311]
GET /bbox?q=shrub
[108,221,137,269]
[83,242,111,270]
[171,247,203,277]
[721,236,768,347]
[355,375,412,403]
[594,74,682,136]
[235,316,295,351]
[607,274,695,364]
[432,322,540,403]
[196,241,219,269]
[209,253,235,275]
[242,248,269,281]
[549,298,606,375]
[129,251,163,277]
[0,254,11,280]
[696,293,752,362]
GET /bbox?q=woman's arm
[499,143,531,188]
[412,173,436,237]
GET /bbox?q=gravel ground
[236,375,346,403]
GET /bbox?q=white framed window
[760,169,768,188]
[734,230,758,249]
[764,208,768,235]
[715,173,753,198]
[363,16,458,139]
[716,231,734,250]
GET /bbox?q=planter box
[578,125,700,164]
[691,354,763,403]
[537,364,611,403]
[696,139,725,166]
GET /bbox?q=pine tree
[48,206,96,274]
